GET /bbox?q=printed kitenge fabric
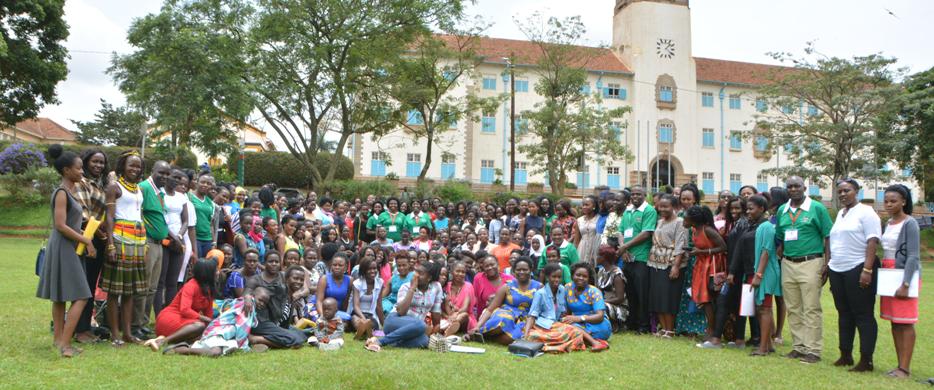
[100,220,148,295]
[476,279,542,340]
[204,297,258,351]
[527,322,588,353]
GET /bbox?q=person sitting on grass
[245,251,306,349]
[443,261,476,337]
[145,259,218,351]
[563,263,612,341]
[365,262,444,352]
[164,290,266,356]
[351,258,384,340]
[472,257,542,345]
[523,264,607,353]
[224,248,259,299]
[310,297,345,350]
[381,251,414,312]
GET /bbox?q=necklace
[118,176,139,192]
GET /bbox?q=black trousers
[712,274,760,341]
[624,261,650,331]
[76,237,106,333]
[829,264,877,359]
[154,248,185,316]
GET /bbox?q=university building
[351,0,920,202]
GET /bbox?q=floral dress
[576,215,601,267]
[476,279,542,340]
[675,212,707,335]
[564,284,612,340]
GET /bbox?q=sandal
[161,342,190,355]
[123,336,144,345]
[750,350,769,357]
[111,339,126,348]
[144,336,166,352]
[660,330,674,340]
[886,367,910,378]
[590,340,609,353]
[59,346,81,358]
[364,337,381,352]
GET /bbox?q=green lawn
[1,237,931,388]
[0,198,49,227]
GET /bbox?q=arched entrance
[649,155,682,192]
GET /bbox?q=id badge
[784,229,798,241]
[388,225,398,233]
[624,228,634,239]
[412,227,420,234]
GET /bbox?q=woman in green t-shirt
[378,198,406,242]
[189,174,216,257]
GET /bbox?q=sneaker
[725,342,745,349]
[799,354,821,364]
[785,350,805,359]
[773,337,784,346]
[696,341,723,349]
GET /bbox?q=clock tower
[611,0,698,188]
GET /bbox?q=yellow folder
[76,216,102,255]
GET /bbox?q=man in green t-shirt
[617,186,656,333]
[775,176,832,363]
[132,160,170,338]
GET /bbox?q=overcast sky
[40,0,933,147]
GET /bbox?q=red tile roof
[694,57,794,86]
[438,35,632,74]
[13,118,76,141]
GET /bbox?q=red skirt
[879,259,919,324]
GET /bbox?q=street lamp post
[504,56,516,192]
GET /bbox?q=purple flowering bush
[0,143,47,175]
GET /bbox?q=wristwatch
[580,315,586,323]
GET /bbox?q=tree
[755,45,906,207]
[889,66,934,201]
[514,14,631,195]
[384,23,502,183]
[108,0,253,159]
[71,100,147,147]
[0,0,69,125]
[244,0,465,186]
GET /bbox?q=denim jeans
[378,312,428,348]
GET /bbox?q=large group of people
[35,145,921,378]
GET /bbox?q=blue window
[580,83,591,94]
[660,86,673,102]
[730,131,742,150]
[782,105,794,114]
[876,190,885,203]
[659,125,673,143]
[702,92,714,107]
[729,95,741,110]
[610,123,622,142]
[902,168,912,177]
[730,179,741,194]
[807,104,818,116]
[370,152,386,177]
[576,171,590,189]
[619,88,627,100]
[441,153,456,180]
[702,129,715,148]
[757,181,768,193]
[480,160,494,184]
[756,99,767,112]
[514,118,528,135]
[514,162,527,185]
[607,167,620,189]
[702,172,715,194]
[482,77,496,90]
[406,110,424,125]
[809,184,820,196]
[442,70,455,81]
[405,153,421,178]
[858,189,865,200]
[755,135,768,152]
[481,112,495,133]
[515,80,529,93]
[603,83,624,99]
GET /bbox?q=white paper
[450,345,485,354]
[739,284,755,316]
[877,269,920,298]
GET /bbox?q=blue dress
[324,273,352,320]
[564,284,612,340]
[381,272,414,312]
[477,279,542,340]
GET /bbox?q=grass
[0,197,49,227]
[1,238,932,388]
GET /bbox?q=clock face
[656,38,675,59]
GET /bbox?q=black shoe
[785,350,805,359]
[131,329,148,340]
[140,326,154,335]
[799,353,821,364]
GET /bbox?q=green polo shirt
[775,197,832,257]
[537,241,580,270]
[619,202,657,262]
[378,211,406,242]
[189,192,215,241]
[139,179,168,241]
[404,212,433,238]
[260,206,278,223]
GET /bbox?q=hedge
[316,180,396,201]
[0,140,198,175]
[232,151,354,188]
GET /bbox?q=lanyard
[788,208,803,227]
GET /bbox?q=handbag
[507,340,544,358]
[35,189,55,276]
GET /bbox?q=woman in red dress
[145,259,217,351]
[682,206,728,347]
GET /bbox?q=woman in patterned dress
[564,263,613,341]
[573,195,602,267]
[100,151,149,346]
[473,257,541,345]
[675,184,708,336]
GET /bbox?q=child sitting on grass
[309,297,344,350]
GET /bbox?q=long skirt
[100,220,148,296]
[527,322,588,353]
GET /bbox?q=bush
[564,182,577,190]
[0,167,59,206]
[0,141,199,177]
[0,143,47,175]
[434,180,474,203]
[316,180,396,201]
[211,165,238,185]
[233,151,354,188]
